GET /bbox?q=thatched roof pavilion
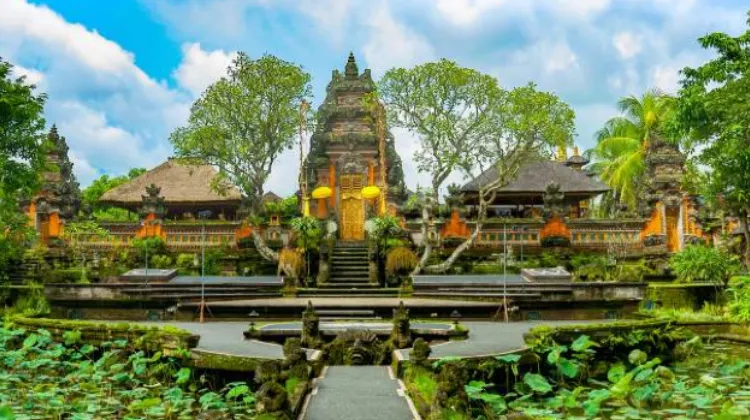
[100,159,243,219]
[460,159,609,215]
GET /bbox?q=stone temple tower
[305,53,406,241]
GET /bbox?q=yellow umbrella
[311,186,333,199]
[361,185,381,200]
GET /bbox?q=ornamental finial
[345,52,359,78]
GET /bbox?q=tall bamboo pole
[299,100,310,216]
[377,101,387,215]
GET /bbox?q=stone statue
[254,359,290,419]
[391,301,412,349]
[139,184,167,219]
[409,338,432,368]
[542,181,566,220]
[301,301,321,348]
[282,338,308,380]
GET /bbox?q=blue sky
[1,0,748,195]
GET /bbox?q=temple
[27,54,709,257]
[305,52,407,240]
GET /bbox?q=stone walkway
[397,320,600,360]
[163,321,286,358]
[158,320,599,360]
[303,366,415,420]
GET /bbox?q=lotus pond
[0,326,257,419]
[406,326,750,420]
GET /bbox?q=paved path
[398,320,603,360]
[155,320,601,360]
[303,366,414,420]
[163,321,287,358]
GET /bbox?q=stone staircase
[298,244,398,298]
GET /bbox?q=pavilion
[100,158,242,220]
[459,149,610,219]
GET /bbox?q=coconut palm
[588,89,674,209]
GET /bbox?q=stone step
[331,258,369,264]
[330,270,370,277]
[332,252,368,257]
[413,291,542,299]
[315,283,380,289]
[328,277,371,283]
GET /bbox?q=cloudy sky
[1,0,748,195]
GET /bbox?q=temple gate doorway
[339,174,364,241]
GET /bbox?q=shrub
[612,261,653,282]
[670,245,741,284]
[727,276,750,323]
[150,255,173,269]
[132,236,167,257]
[386,247,418,276]
[176,253,198,274]
[290,216,322,250]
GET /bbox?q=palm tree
[589,89,674,209]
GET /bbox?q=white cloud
[432,0,609,26]
[649,53,703,94]
[0,0,190,187]
[435,0,507,26]
[545,42,578,73]
[10,65,44,86]
[608,66,641,95]
[173,42,237,97]
[362,3,436,76]
[613,32,642,60]
[496,39,582,91]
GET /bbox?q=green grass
[407,367,438,403]
[285,376,301,395]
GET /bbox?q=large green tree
[378,59,505,199]
[0,58,46,280]
[377,60,509,272]
[82,168,145,220]
[588,89,674,210]
[673,11,750,266]
[170,53,312,261]
[422,83,575,273]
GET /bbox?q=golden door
[665,207,679,252]
[339,174,365,241]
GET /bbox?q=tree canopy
[82,168,145,220]
[170,53,312,214]
[589,89,674,210]
[377,59,506,198]
[0,58,46,201]
[170,53,312,261]
[0,58,47,281]
[673,11,750,265]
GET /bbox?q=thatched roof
[461,160,610,196]
[100,159,242,205]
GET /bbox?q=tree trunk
[411,196,434,275]
[251,230,279,262]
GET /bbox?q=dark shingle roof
[461,160,610,195]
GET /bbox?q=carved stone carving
[301,301,321,348]
[138,184,167,219]
[543,181,567,220]
[391,301,412,349]
[409,338,432,368]
[337,147,368,175]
